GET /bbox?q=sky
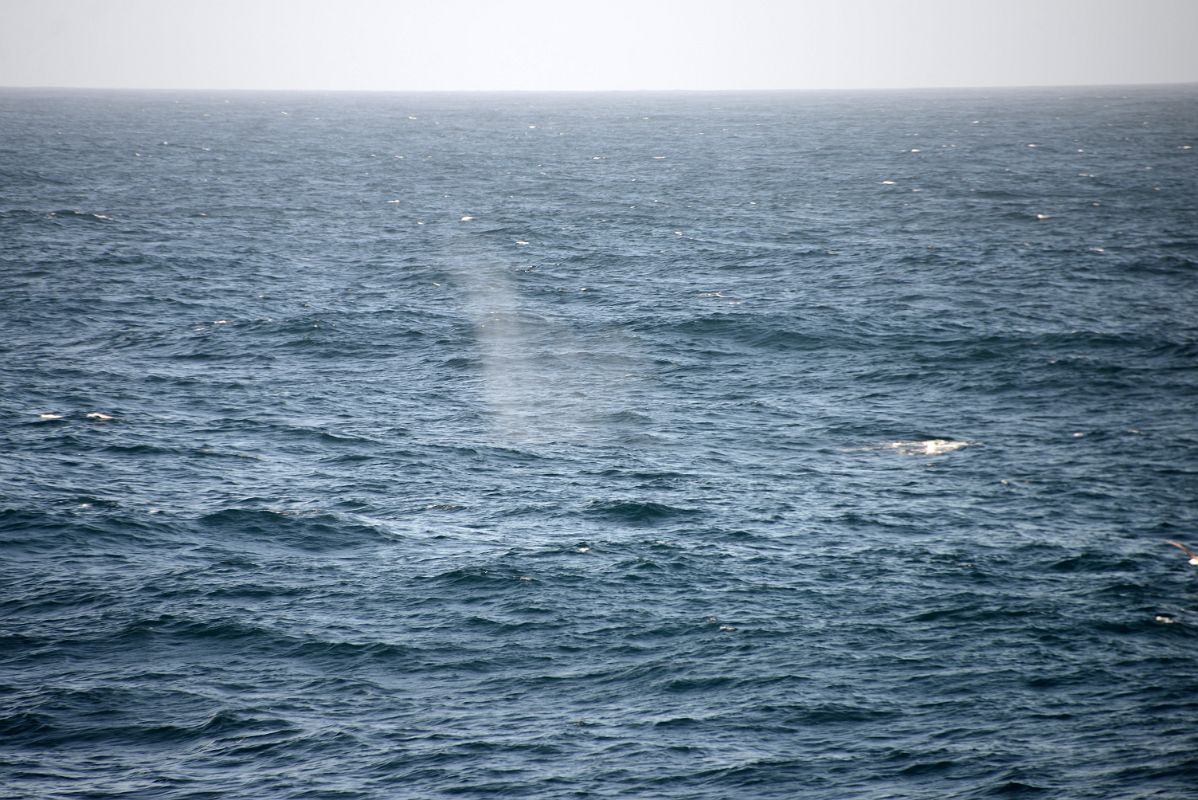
[1,0,1196,92]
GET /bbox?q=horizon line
[2,80,1196,95]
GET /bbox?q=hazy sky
[2,0,1196,92]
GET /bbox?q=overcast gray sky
[1,0,1196,92]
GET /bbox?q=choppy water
[2,86,1197,799]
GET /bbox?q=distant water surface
[1,87,1197,799]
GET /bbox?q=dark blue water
[2,86,1197,799]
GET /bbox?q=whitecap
[886,439,971,456]
[38,413,64,420]
[460,215,474,222]
[85,412,114,421]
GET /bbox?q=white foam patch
[886,439,971,456]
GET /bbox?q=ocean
[1,86,1196,799]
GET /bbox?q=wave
[0,699,301,749]
[197,508,394,551]
[0,507,164,553]
[655,312,838,353]
[582,499,703,525]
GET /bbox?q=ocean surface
[2,86,1197,799]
